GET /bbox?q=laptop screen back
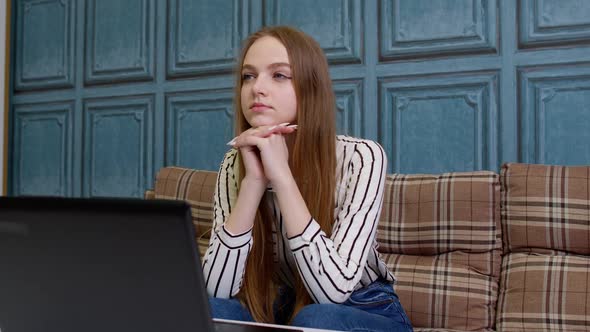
[0,197,213,332]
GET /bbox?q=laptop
[0,197,301,332]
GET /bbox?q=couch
[145,163,590,331]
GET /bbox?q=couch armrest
[150,166,217,240]
[144,189,155,200]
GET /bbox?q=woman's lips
[250,103,271,112]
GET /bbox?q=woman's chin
[247,120,279,128]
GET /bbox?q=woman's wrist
[271,174,312,238]
[224,177,267,235]
[270,171,297,192]
[241,176,268,193]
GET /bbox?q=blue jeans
[209,280,413,332]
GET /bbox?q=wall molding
[1,0,9,195]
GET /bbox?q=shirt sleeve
[287,140,387,303]
[202,149,254,298]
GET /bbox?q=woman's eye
[273,73,292,80]
[242,73,255,81]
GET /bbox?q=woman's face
[240,36,297,128]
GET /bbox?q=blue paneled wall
[8,0,590,197]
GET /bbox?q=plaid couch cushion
[377,171,501,331]
[497,253,590,331]
[377,171,501,255]
[385,252,500,331]
[152,167,216,239]
[501,163,590,255]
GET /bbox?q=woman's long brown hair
[233,26,336,323]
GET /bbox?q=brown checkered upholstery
[149,167,217,243]
[497,253,590,331]
[377,171,502,331]
[145,163,590,331]
[500,163,590,255]
[497,163,590,331]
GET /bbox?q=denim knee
[290,304,342,329]
[208,296,254,322]
[344,281,412,330]
[291,301,412,332]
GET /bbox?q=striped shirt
[202,135,395,304]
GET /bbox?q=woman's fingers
[232,133,266,149]
[239,145,267,182]
[227,123,297,147]
[263,124,297,137]
[250,123,296,138]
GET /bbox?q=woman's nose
[252,75,268,95]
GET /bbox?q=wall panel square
[15,0,75,90]
[519,64,590,165]
[379,71,499,173]
[12,101,74,196]
[380,0,497,60]
[83,95,154,197]
[166,90,234,171]
[85,0,155,84]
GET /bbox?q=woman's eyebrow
[241,62,291,71]
[268,62,291,70]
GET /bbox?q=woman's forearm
[273,175,312,238]
[223,178,267,235]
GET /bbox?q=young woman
[202,26,413,332]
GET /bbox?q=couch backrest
[377,171,501,255]
[501,163,590,255]
[376,171,502,331]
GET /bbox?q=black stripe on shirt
[345,158,373,264]
[317,253,355,295]
[337,145,364,252]
[205,242,221,289]
[222,224,252,238]
[214,151,235,226]
[228,248,241,297]
[359,278,366,288]
[319,235,355,280]
[333,163,353,236]
[299,251,338,303]
[293,259,319,304]
[342,155,358,222]
[214,252,231,297]
[291,243,310,252]
[365,264,379,281]
[279,214,296,276]
[347,143,385,273]
[336,145,347,210]
[371,248,385,279]
[216,165,226,224]
[290,227,321,253]
[223,155,234,215]
[230,152,238,191]
[287,217,313,240]
[334,142,384,280]
[216,231,251,250]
